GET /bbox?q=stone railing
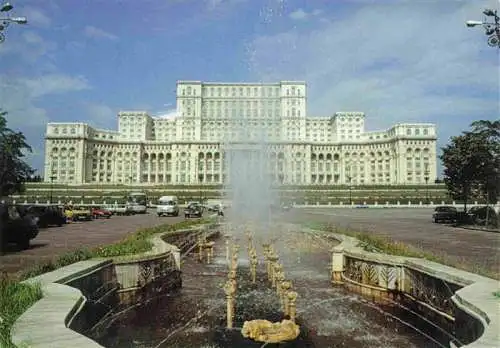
[7,199,496,209]
[323,231,500,348]
[162,222,220,256]
[11,223,219,348]
[293,201,496,208]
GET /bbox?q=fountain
[95,218,451,348]
[249,251,258,284]
[224,279,237,329]
[241,318,300,344]
[92,36,454,348]
[219,237,304,345]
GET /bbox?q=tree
[470,120,500,203]
[440,120,500,211]
[0,109,34,198]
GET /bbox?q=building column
[135,152,141,184]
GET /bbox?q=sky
[0,0,498,175]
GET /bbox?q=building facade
[44,81,437,186]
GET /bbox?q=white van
[156,196,179,217]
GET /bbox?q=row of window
[182,85,304,98]
[77,167,429,185]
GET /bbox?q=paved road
[284,208,500,279]
[0,212,185,277]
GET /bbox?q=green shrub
[20,218,213,280]
[0,277,42,348]
[93,238,153,258]
[19,263,57,280]
[307,222,499,280]
[55,248,93,268]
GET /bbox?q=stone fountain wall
[11,223,220,348]
[325,230,499,348]
[62,260,119,337]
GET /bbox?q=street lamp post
[346,175,352,206]
[466,8,500,48]
[0,2,28,43]
[49,176,56,204]
[0,202,5,255]
[424,164,430,205]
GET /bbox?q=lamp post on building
[346,166,352,205]
[466,8,500,48]
[49,175,56,204]
[479,161,496,227]
[424,164,430,205]
[347,176,352,205]
[0,2,28,43]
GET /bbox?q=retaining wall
[319,228,500,348]
[11,223,499,347]
[10,223,220,348]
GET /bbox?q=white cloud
[289,8,323,21]
[0,6,95,172]
[21,6,51,27]
[248,0,499,145]
[20,74,90,98]
[0,74,91,130]
[84,103,117,129]
[83,25,118,41]
[205,0,224,9]
[156,108,181,119]
[205,0,247,10]
[289,9,308,20]
[0,72,92,171]
[0,31,57,63]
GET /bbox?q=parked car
[107,204,133,216]
[70,206,93,221]
[157,196,180,217]
[432,206,458,223]
[26,204,66,228]
[184,203,203,218]
[207,201,222,213]
[468,206,499,227]
[1,204,39,250]
[92,206,112,219]
[270,202,292,212]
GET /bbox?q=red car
[92,207,112,219]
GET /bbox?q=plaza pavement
[0,211,185,277]
[284,208,500,279]
[1,207,498,280]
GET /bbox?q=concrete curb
[455,226,500,233]
[299,225,500,348]
[10,222,218,348]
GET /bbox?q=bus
[126,192,148,214]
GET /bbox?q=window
[406,129,411,136]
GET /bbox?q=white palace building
[44,81,437,186]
